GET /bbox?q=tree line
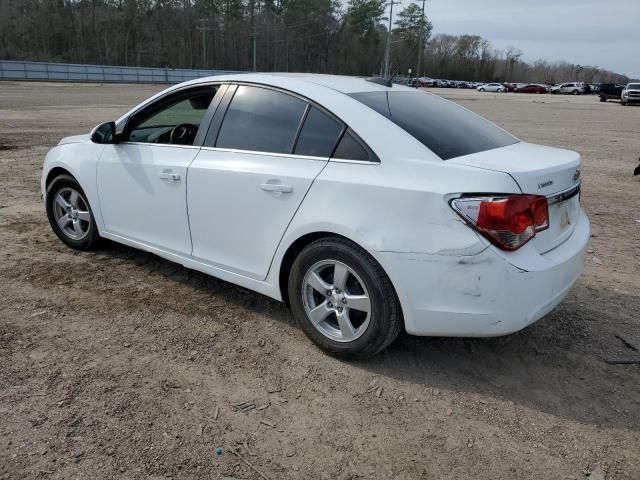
[0,0,630,85]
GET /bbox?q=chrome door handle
[260,183,293,193]
[158,171,180,181]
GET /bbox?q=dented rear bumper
[379,209,590,337]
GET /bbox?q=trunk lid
[450,142,581,253]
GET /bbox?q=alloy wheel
[52,187,91,240]
[301,260,372,342]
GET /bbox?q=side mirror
[90,121,117,144]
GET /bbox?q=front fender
[42,142,106,232]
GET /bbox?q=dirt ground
[1,81,639,480]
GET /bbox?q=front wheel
[46,174,99,250]
[288,237,402,359]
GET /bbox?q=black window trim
[200,81,379,164]
[290,103,312,154]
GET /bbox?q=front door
[97,85,218,255]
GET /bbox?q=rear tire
[46,174,99,251]
[288,237,402,359]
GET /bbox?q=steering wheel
[170,123,198,145]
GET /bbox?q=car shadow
[94,240,640,433]
[353,284,640,432]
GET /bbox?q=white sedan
[477,83,506,93]
[42,74,589,358]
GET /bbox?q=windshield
[628,84,640,89]
[349,91,518,160]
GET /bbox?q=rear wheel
[572,90,579,95]
[288,237,402,359]
[46,174,99,250]
[479,88,485,92]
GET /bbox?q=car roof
[186,72,415,94]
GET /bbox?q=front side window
[127,87,215,145]
[216,85,307,154]
[294,107,343,157]
[349,91,518,160]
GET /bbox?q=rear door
[187,84,344,280]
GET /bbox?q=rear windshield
[349,91,517,160]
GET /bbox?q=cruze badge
[538,180,553,189]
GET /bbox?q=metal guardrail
[0,60,238,83]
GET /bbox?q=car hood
[58,134,90,145]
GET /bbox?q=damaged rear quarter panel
[282,158,520,256]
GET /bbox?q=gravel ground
[1,82,639,480]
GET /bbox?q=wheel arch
[45,166,75,187]
[277,231,404,326]
[278,231,333,305]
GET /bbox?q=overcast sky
[387,0,640,78]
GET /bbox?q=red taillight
[451,194,549,251]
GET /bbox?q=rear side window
[294,107,343,157]
[349,91,518,160]
[333,129,370,161]
[216,85,307,154]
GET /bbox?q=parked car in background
[550,83,583,95]
[621,83,640,106]
[477,83,506,93]
[515,84,547,94]
[404,78,421,88]
[41,73,589,358]
[599,83,624,102]
[502,83,517,92]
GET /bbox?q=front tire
[46,174,99,250]
[288,237,402,359]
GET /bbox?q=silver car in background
[550,82,584,95]
[477,83,506,93]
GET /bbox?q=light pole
[415,0,427,78]
[196,19,210,68]
[383,0,397,79]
